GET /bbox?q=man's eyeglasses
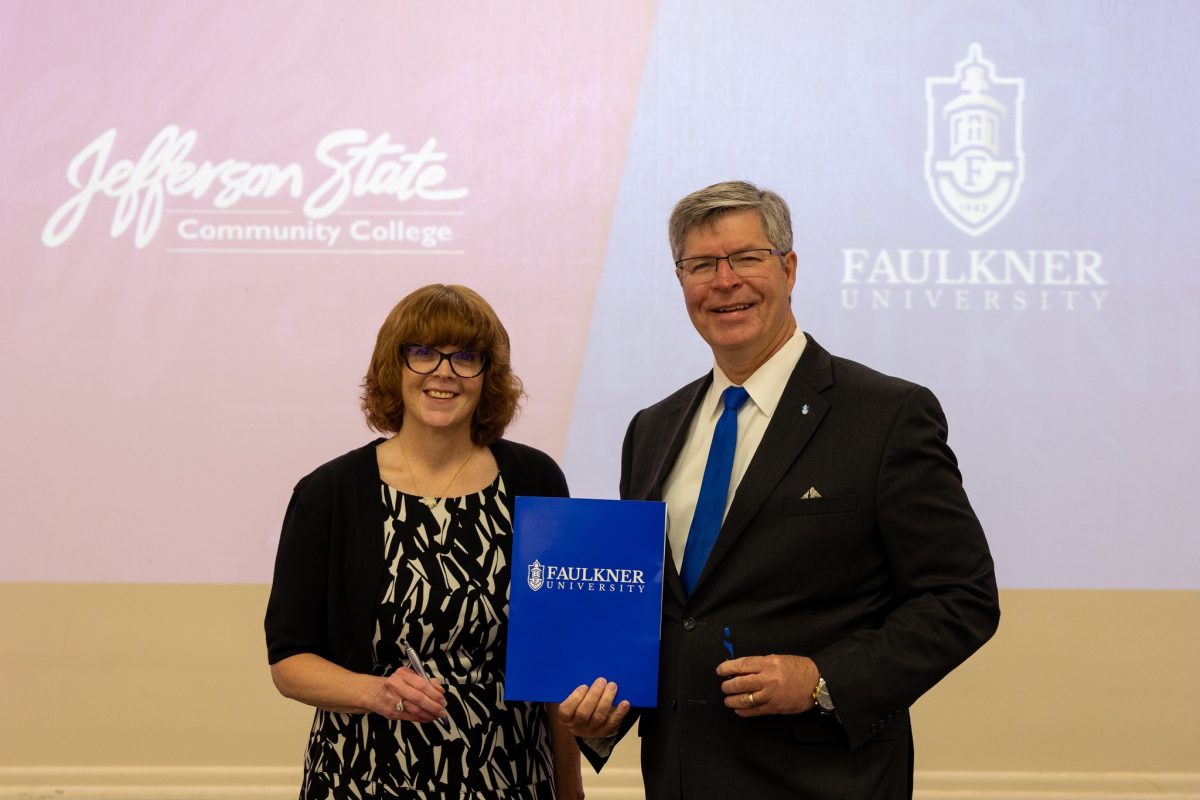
[401,344,489,378]
[675,248,785,282]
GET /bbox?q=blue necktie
[680,385,750,595]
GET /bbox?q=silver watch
[813,677,835,714]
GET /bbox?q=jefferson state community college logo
[527,559,544,592]
[925,44,1025,236]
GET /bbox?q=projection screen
[1,1,1195,589]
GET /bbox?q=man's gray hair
[668,180,794,261]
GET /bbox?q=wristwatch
[812,677,835,714]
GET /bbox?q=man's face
[677,209,797,377]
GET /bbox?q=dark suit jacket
[610,336,999,800]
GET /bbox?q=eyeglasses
[675,248,785,282]
[401,343,489,378]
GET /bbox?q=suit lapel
[649,381,710,499]
[639,374,711,606]
[691,339,836,595]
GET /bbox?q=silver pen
[400,638,449,728]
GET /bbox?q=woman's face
[400,343,484,438]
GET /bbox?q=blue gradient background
[563,1,1198,589]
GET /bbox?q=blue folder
[505,496,667,707]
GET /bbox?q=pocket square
[801,487,822,500]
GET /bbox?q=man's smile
[710,302,754,314]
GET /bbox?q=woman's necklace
[398,438,476,508]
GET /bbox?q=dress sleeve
[497,439,570,499]
[264,484,333,664]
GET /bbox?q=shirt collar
[705,328,808,419]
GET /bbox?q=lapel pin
[801,404,810,415]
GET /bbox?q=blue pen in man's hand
[400,638,449,729]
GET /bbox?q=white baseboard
[0,766,292,799]
[915,771,1200,799]
[0,766,645,800]
[0,767,1195,799]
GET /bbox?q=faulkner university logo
[839,44,1108,313]
[527,560,545,592]
[925,43,1025,236]
[523,560,647,594]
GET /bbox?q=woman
[266,284,582,799]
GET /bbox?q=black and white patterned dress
[298,475,555,799]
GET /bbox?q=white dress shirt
[662,328,808,572]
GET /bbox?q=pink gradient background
[0,2,657,582]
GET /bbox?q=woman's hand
[271,654,447,723]
[370,666,448,723]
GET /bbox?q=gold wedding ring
[746,692,756,707]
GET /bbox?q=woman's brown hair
[360,284,523,445]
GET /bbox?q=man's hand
[716,654,820,717]
[557,677,632,737]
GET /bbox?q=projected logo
[925,43,1024,236]
[41,126,468,254]
[838,44,1108,314]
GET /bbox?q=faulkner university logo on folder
[527,560,648,594]
[527,560,545,592]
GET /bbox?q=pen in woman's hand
[401,638,450,728]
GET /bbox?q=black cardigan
[265,437,569,673]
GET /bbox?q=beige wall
[1,585,1196,794]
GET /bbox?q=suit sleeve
[576,413,647,774]
[811,385,1000,748]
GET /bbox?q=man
[559,181,999,799]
